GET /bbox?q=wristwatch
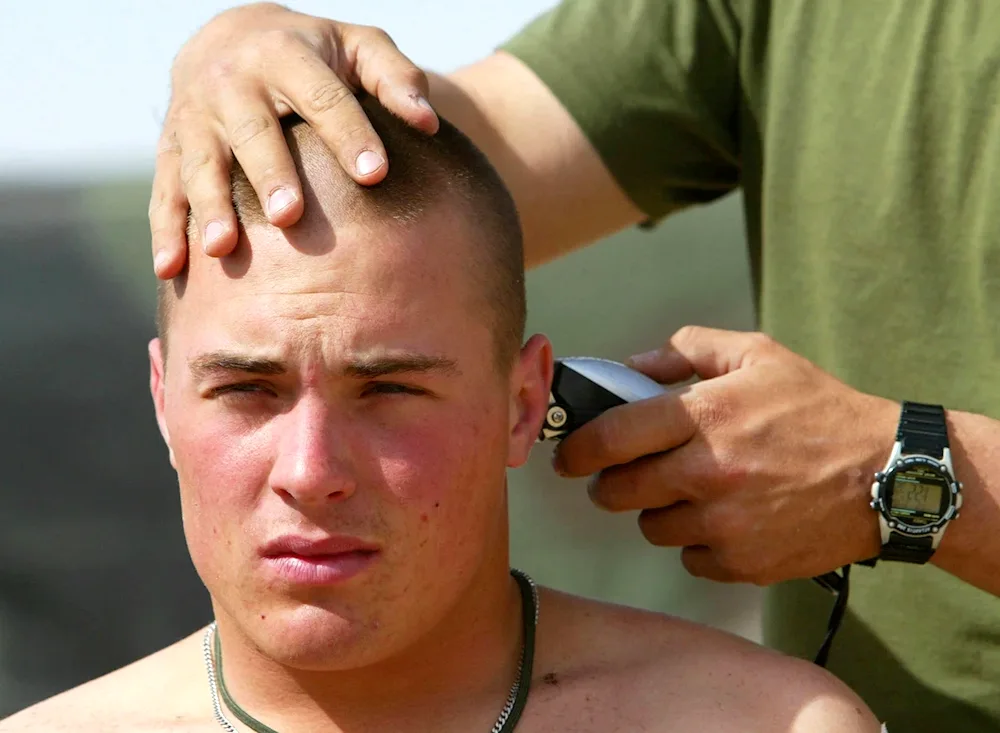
[868,401,963,563]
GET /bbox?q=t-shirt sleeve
[500,0,744,223]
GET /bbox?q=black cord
[812,564,851,667]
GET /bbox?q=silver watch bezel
[870,442,963,547]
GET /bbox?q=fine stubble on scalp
[156,94,526,371]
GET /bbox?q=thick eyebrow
[189,352,287,380]
[344,354,460,379]
[188,351,459,380]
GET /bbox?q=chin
[238,601,407,671]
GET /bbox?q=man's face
[149,207,550,670]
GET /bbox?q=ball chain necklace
[203,569,539,733]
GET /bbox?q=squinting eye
[209,383,273,398]
[366,382,423,396]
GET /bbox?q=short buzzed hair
[157,94,526,370]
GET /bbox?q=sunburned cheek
[172,421,270,589]
[374,421,506,562]
[169,413,272,513]
[375,419,494,505]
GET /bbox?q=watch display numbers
[889,460,950,520]
[892,480,942,514]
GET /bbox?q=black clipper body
[539,357,666,442]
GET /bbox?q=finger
[554,392,696,478]
[149,131,190,279]
[269,41,389,185]
[636,502,706,547]
[587,452,694,513]
[347,25,440,134]
[218,82,304,228]
[679,546,742,582]
[628,326,773,382]
[177,118,239,257]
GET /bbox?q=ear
[148,338,177,469]
[506,334,554,468]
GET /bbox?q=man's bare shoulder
[0,627,212,733]
[530,589,883,733]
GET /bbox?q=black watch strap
[897,401,949,458]
[880,533,936,564]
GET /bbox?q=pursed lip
[259,534,381,558]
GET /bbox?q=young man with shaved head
[0,98,882,732]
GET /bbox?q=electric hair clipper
[538,357,666,442]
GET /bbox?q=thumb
[628,326,766,382]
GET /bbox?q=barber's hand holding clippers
[544,325,899,587]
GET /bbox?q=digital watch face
[884,457,955,531]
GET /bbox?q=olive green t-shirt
[503,0,1000,729]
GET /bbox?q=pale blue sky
[0,1,557,182]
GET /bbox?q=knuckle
[739,555,770,585]
[249,161,292,190]
[150,217,181,241]
[230,114,274,150]
[204,59,238,88]
[255,28,299,58]
[749,331,775,351]
[705,503,751,545]
[709,445,748,487]
[147,196,167,222]
[163,104,193,135]
[156,131,182,158]
[359,24,396,47]
[148,187,185,222]
[180,149,215,185]
[712,547,753,583]
[243,160,283,188]
[593,470,633,511]
[305,79,354,115]
[149,207,184,239]
[396,66,427,89]
[690,392,730,431]
[331,125,376,155]
[673,324,704,346]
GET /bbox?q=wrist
[859,395,901,490]
[854,395,900,561]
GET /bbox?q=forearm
[427,56,644,269]
[930,409,1000,595]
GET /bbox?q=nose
[268,396,358,506]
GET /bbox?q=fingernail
[204,220,225,250]
[628,349,660,368]
[153,250,170,274]
[356,150,385,177]
[415,96,435,114]
[267,187,297,218]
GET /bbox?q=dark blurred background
[0,1,759,717]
